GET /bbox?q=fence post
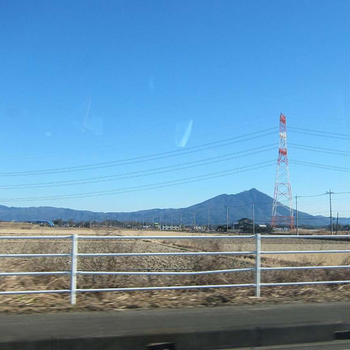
[255,233,261,297]
[70,234,78,305]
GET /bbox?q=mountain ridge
[0,189,342,227]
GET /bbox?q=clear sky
[0,0,349,216]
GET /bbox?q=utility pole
[295,195,299,235]
[226,207,229,232]
[252,203,255,235]
[336,212,339,235]
[327,190,334,234]
[207,206,210,232]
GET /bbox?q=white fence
[0,234,349,304]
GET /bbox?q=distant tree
[53,219,63,226]
[216,225,232,232]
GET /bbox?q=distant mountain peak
[248,187,259,192]
[0,188,335,226]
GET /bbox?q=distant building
[161,225,181,231]
[193,225,205,231]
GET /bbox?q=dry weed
[0,231,347,312]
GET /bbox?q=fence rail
[0,234,349,304]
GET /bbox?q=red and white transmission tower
[271,113,294,229]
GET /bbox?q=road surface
[233,340,349,350]
[0,302,348,349]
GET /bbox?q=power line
[0,125,347,169]
[289,126,350,140]
[289,143,349,156]
[0,142,346,189]
[296,193,328,198]
[2,141,347,189]
[0,126,347,177]
[1,156,347,201]
[0,161,275,202]
[0,128,276,177]
[0,145,275,189]
[290,160,350,173]
[295,191,350,199]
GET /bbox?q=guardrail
[0,234,349,304]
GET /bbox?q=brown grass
[0,226,348,313]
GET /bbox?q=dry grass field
[0,222,348,313]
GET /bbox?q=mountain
[0,189,340,227]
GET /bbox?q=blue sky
[0,0,348,216]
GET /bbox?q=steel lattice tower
[271,114,294,229]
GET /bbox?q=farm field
[0,223,348,313]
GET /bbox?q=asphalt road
[233,340,350,349]
[0,302,348,350]
[0,302,348,341]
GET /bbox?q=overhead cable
[289,126,349,140]
[0,161,275,202]
[0,128,276,177]
[290,160,350,173]
[289,143,349,156]
[0,145,275,189]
